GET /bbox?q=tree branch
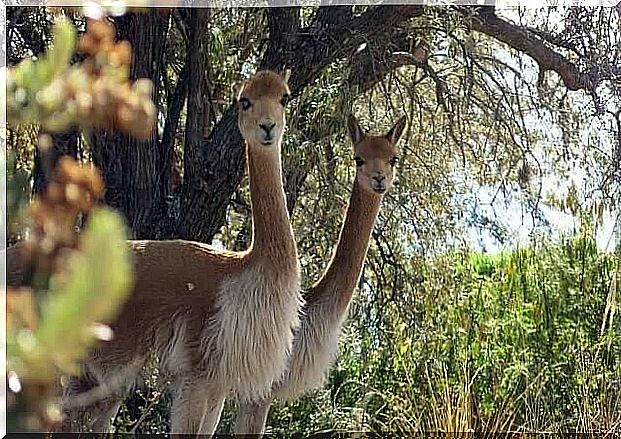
[288,5,425,95]
[259,7,301,72]
[462,7,620,91]
[312,4,352,28]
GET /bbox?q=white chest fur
[203,265,302,402]
[274,292,348,400]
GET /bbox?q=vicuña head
[347,113,407,195]
[235,70,291,147]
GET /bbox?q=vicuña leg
[170,380,225,435]
[234,398,272,437]
[61,374,124,433]
[197,395,226,435]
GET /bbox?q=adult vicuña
[8,70,302,435]
[235,113,407,435]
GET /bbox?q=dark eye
[389,156,398,166]
[280,94,290,106]
[239,97,252,111]
[354,156,365,167]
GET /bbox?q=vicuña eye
[280,94,290,106]
[239,97,252,111]
[354,156,365,167]
[389,156,398,166]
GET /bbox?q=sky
[466,185,618,253]
[464,6,619,254]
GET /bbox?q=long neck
[309,179,381,311]
[246,139,297,271]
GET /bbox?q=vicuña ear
[232,80,246,101]
[347,114,365,145]
[385,116,407,145]
[283,68,292,84]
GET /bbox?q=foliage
[113,234,620,435]
[6,153,30,242]
[262,235,619,434]
[7,159,134,431]
[7,207,132,401]
[7,17,156,138]
[5,13,155,433]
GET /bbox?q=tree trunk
[175,9,212,241]
[90,11,170,239]
[175,106,244,242]
[32,130,79,196]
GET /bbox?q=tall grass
[261,233,620,435]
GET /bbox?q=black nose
[259,122,276,135]
[373,174,386,183]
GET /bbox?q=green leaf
[35,207,133,376]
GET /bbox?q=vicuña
[7,70,303,435]
[234,113,407,435]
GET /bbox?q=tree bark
[259,7,301,72]
[174,9,212,241]
[181,9,210,181]
[160,64,189,193]
[313,4,352,28]
[32,130,79,196]
[174,106,243,242]
[90,11,170,239]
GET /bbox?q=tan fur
[235,114,407,435]
[7,70,302,435]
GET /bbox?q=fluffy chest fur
[274,290,349,400]
[202,265,302,402]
